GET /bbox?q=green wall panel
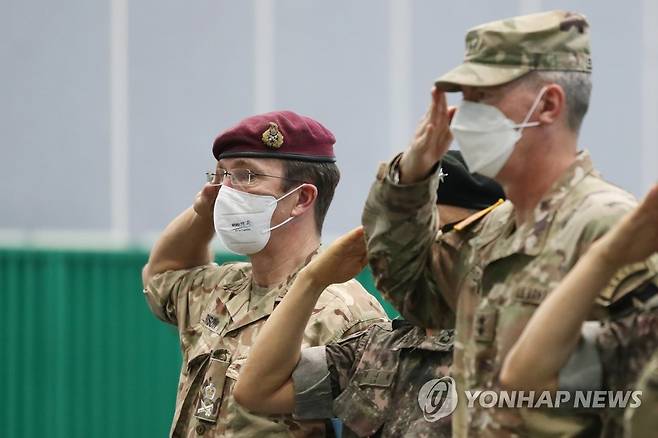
[0,248,398,438]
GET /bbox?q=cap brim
[434,62,532,92]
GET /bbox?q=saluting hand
[193,183,221,219]
[595,183,658,267]
[398,87,456,184]
[303,227,368,288]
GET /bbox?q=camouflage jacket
[143,257,387,438]
[291,319,453,437]
[560,290,658,437]
[625,348,658,438]
[362,151,658,437]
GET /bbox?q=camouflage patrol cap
[435,10,592,92]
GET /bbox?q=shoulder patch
[453,198,505,232]
[596,257,658,307]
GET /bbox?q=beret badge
[261,122,284,149]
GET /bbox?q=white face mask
[213,184,303,255]
[450,86,548,178]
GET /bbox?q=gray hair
[523,71,592,133]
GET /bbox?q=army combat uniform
[625,349,658,437]
[362,150,658,437]
[144,110,388,437]
[289,151,501,438]
[144,259,386,437]
[363,10,658,437]
[558,280,658,437]
[290,320,453,437]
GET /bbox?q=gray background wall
[2,0,657,248]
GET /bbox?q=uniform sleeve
[361,155,456,329]
[304,280,388,346]
[570,189,656,308]
[597,278,658,391]
[292,329,370,420]
[292,346,334,420]
[625,351,658,437]
[559,277,658,394]
[558,322,604,392]
[142,263,225,333]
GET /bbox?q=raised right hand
[193,183,221,219]
[398,87,456,184]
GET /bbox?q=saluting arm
[362,88,456,328]
[142,184,219,287]
[234,227,369,413]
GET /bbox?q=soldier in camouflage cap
[362,9,658,437]
[234,156,506,437]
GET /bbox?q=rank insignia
[438,166,448,183]
[195,380,221,423]
[194,349,231,424]
[261,122,284,149]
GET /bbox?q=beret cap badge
[261,122,284,149]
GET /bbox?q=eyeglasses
[205,168,306,188]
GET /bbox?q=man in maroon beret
[141,110,386,437]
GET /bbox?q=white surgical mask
[213,184,303,255]
[450,86,548,178]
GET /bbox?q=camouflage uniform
[558,285,658,437]
[143,256,387,437]
[362,150,658,436]
[291,319,453,437]
[625,350,658,437]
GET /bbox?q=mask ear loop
[262,184,309,234]
[266,216,295,233]
[264,184,306,207]
[516,85,549,132]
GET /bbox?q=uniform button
[196,424,206,435]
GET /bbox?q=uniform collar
[225,248,320,333]
[518,150,594,256]
[472,150,594,260]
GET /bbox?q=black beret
[437,150,505,209]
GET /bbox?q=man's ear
[290,184,317,217]
[537,84,565,125]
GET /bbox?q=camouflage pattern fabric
[362,151,658,437]
[625,349,658,437]
[592,287,658,437]
[435,10,592,91]
[143,255,387,437]
[292,319,453,437]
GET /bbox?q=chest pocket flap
[333,356,398,436]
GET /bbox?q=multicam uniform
[625,349,658,437]
[291,320,453,437]
[362,152,658,437]
[559,286,658,437]
[144,256,386,437]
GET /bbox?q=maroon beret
[213,110,336,163]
